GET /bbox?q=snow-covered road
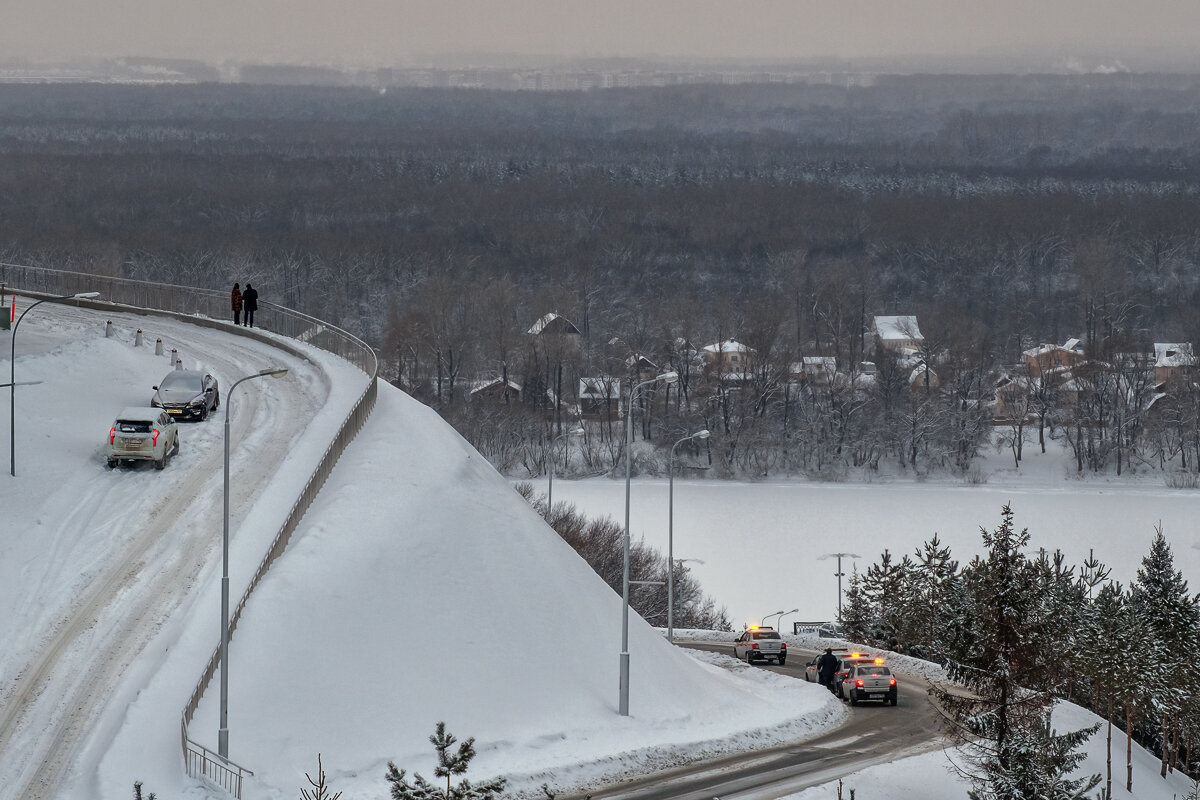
[0,302,363,800]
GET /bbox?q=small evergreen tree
[301,753,342,800]
[386,722,506,800]
[132,781,156,800]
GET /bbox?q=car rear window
[116,420,152,433]
[857,666,891,676]
[752,631,781,640]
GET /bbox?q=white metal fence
[2,263,379,798]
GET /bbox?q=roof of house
[470,378,522,395]
[579,376,620,398]
[527,312,581,336]
[702,339,754,354]
[874,315,923,343]
[1155,343,1195,369]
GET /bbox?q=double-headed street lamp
[546,426,584,519]
[667,428,709,644]
[10,291,100,476]
[620,370,678,717]
[220,367,288,759]
[779,607,801,634]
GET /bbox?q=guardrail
[1,263,379,797]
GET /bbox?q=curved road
[570,642,944,800]
[0,305,331,800]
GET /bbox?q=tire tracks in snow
[0,309,326,800]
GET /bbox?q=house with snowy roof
[873,315,923,352]
[701,339,756,383]
[578,376,621,419]
[1023,340,1086,379]
[1154,343,1195,386]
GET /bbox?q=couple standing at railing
[230,283,259,328]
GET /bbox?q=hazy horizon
[3,0,1199,70]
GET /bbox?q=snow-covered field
[2,302,1197,800]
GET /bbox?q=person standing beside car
[231,282,243,326]
[242,283,258,328]
[817,647,839,691]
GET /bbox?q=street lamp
[777,608,801,635]
[220,367,288,759]
[546,426,584,519]
[667,428,709,644]
[819,552,861,622]
[10,291,100,476]
[761,609,786,627]
[620,370,678,716]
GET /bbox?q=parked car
[732,626,786,665]
[804,647,848,682]
[105,407,180,469]
[151,369,220,421]
[844,663,898,706]
[831,652,883,698]
[818,622,844,638]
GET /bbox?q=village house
[1022,339,1086,379]
[873,315,924,352]
[578,376,621,419]
[1154,342,1195,387]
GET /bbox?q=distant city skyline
[3,0,1199,70]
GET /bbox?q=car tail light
[751,642,759,650]
[855,679,864,687]
[109,426,116,445]
[889,678,896,686]
[780,643,787,651]
[152,428,160,446]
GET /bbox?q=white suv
[732,626,787,665]
[105,407,180,470]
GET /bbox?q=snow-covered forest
[4,76,1200,478]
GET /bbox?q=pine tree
[933,505,1100,799]
[301,753,342,800]
[386,722,506,800]
[913,533,959,661]
[840,566,872,642]
[1130,526,1200,778]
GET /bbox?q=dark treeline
[845,506,1200,795]
[4,77,1200,476]
[514,483,732,632]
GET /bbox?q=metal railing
[1,263,379,798]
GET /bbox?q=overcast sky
[4,0,1198,66]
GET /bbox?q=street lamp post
[10,291,100,477]
[546,426,584,519]
[220,367,288,759]
[819,552,862,622]
[667,428,709,644]
[761,609,786,627]
[777,607,801,635]
[620,370,678,717]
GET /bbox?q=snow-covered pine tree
[913,533,959,662]
[386,722,506,800]
[933,504,1100,799]
[1130,526,1200,778]
[840,565,872,641]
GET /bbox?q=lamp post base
[618,652,630,716]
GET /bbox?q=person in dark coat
[817,647,839,691]
[242,283,258,328]
[230,283,242,325]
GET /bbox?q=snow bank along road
[576,643,944,800]
[0,303,341,800]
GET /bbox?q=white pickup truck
[732,626,787,665]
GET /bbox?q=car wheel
[154,453,166,470]
[214,392,220,409]
[849,691,858,706]
[890,693,898,706]
[200,405,209,421]
[175,436,181,453]
[106,459,117,469]
[777,657,786,666]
